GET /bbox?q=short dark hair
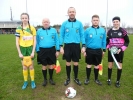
[92,14,99,19]
[112,16,120,21]
[68,7,76,12]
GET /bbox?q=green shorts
[20,46,35,60]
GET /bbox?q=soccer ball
[65,87,76,98]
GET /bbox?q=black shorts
[37,47,56,66]
[108,50,124,63]
[63,43,81,62]
[85,48,102,66]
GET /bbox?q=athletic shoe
[84,79,89,85]
[42,79,47,86]
[107,79,111,85]
[74,78,81,86]
[31,81,36,89]
[115,81,120,88]
[22,81,28,90]
[64,79,70,86]
[49,79,55,85]
[95,79,102,85]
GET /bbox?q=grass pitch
[0,34,133,100]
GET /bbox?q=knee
[66,62,71,66]
[42,65,47,70]
[49,65,54,69]
[118,63,122,69]
[73,62,78,66]
[23,66,28,70]
[94,66,99,69]
[108,62,113,68]
[29,66,34,70]
[87,64,91,68]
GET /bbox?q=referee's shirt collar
[68,19,76,22]
[92,26,99,29]
[42,27,51,30]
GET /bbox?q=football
[65,87,76,98]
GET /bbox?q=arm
[59,22,65,46]
[32,36,36,53]
[31,27,36,58]
[15,36,23,58]
[15,29,23,58]
[35,30,40,52]
[55,29,60,58]
[79,22,85,53]
[84,29,88,46]
[59,22,65,54]
[16,37,21,54]
[121,28,130,51]
[106,29,110,49]
[79,22,85,47]
[83,29,88,56]
[55,29,60,51]
[102,29,106,52]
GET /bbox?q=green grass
[0,34,133,100]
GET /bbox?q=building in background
[0,21,21,34]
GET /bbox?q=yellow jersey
[15,25,36,47]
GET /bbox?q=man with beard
[60,7,85,86]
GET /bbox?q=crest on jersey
[90,34,93,38]
[76,29,79,33]
[40,36,44,40]
[66,29,69,32]
[52,36,54,39]
[100,36,103,39]
[118,32,122,36]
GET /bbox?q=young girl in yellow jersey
[15,13,36,89]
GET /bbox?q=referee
[60,7,85,86]
[84,15,106,85]
[36,18,60,86]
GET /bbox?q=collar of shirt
[92,26,99,29]
[112,27,120,30]
[42,27,51,30]
[68,19,76,22]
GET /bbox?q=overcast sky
[0,0,133,26]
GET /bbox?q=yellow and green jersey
[15,25,36,47]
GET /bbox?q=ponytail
[20,13,32,34]
[28,21,32,34]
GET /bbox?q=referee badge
[40,36,44,40]
[90,34,92,38]
[100,36,103,39]
[52,36,54,39]
[76,29,79,33]
[66,29,69,32]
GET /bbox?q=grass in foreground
[0,34,133,100]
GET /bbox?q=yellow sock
[30,69,34,81]
[23,70,28,81]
